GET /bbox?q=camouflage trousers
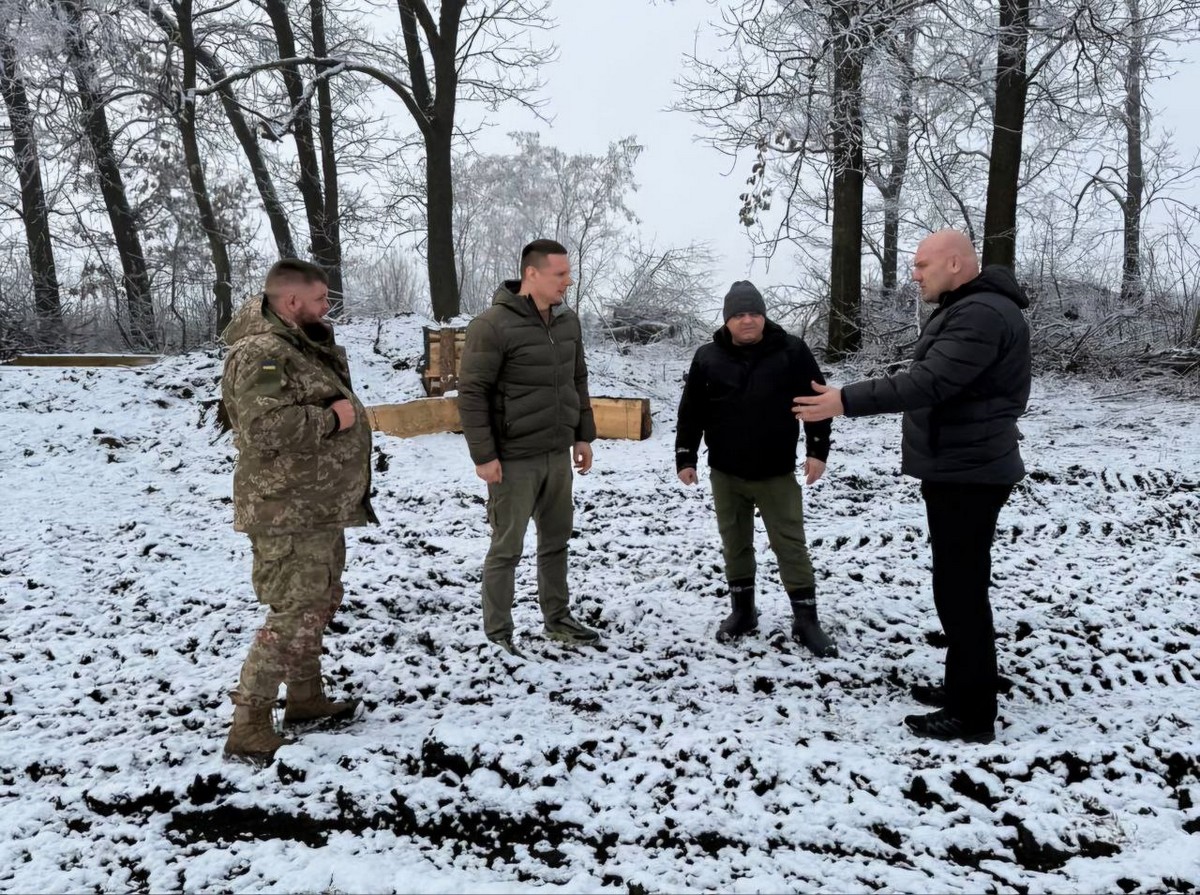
[233,529,346,707]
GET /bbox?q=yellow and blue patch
[254,358,284,396]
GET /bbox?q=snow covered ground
[1,314,1198,894]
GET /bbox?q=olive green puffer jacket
[458,282,596,465]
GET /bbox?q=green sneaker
[543,614,600,644]
[488,637,525,658]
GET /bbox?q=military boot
[283,677,361,726]
[788,587,839,657]
[717,578,758,642]
[223,704,289,765]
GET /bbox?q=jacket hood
[945,264,1030,310]
[221,293,333,348]
[492,280,567,319]
[222,294,278,346]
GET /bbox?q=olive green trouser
[234,529,346,707]
[710,468,815,591]
[482,451,574,641]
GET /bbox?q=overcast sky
[472,0,757,294]
[475,0,1200,298]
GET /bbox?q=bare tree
[0,16,62,346]
[1071,0,1200,304]
[453,132,641,317]
[157,0,234,332]
[135,0,298,260]
[263,0,342,301]
[51,0,157,349]
[678,0,926,359]
[863,21,917,301]
[605,240,717,344]
[391,0,553,321]
[980,0,1030,268]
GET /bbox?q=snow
[1,315,1198,893]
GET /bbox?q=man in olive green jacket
[458,239,598,655]
[220,259,376,763]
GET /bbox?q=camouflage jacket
[457,281,596,465]
[221,294,376,535]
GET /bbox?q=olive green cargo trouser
[710,468,815,591]
[234,529,346,707]
[482,451,574,641]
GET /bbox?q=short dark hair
[265,258,328,292]
[520,239,568,276]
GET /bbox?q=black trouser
[921,480,1013,726]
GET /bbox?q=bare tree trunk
[1120,0,1145,305]
[137,0,297,259]
[53,0,157,350]
[425,128,459,322]
[311,0,344,311]
[264,0,337,280]
[982,0,1030,269]
[0,32,63,347]
[827,0,864,359]
[170,0,233,335]
[400,0,463,322]
[880,26,915,302]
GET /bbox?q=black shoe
[904,709,994,743]
[716,580,758,643]
[910,683,947,707]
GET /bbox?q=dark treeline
[0,0,1198,365]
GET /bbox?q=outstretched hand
[793,382,844,422]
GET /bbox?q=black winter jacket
[841,265,1031,484]
[458,281,597,464]
[675,321,831,479]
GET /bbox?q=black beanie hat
[722,281,766,322]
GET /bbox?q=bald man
[794,230,1031,743]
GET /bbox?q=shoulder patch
[253,357,284,396]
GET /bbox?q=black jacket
[841,265,1031,484]
[676,321,831,479]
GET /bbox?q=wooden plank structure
[590,396,652,441]
[4,354,161,367]
[420,326,467,396]
[367,395,651,441]
[366,398,463,439]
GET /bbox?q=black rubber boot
[717,578,758,643]
[788,587,839,657]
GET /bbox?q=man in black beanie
[675,280,838,657]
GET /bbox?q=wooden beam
[591,396,652,440]
[4,354,161,367]
[366,398,463,439]
[367,395,652,441]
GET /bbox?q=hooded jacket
[457,281,596,465]
[220,294,375,535]
[841,265,1031,484]
[675,320,831,479]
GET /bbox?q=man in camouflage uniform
[220,259,376,763]
[458,239,598,656]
